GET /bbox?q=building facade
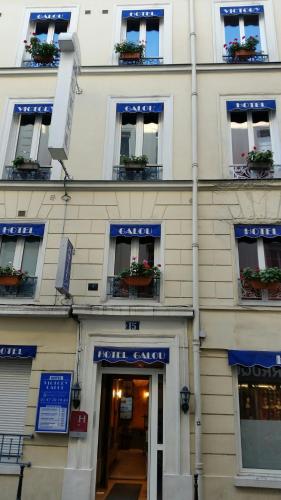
[0,1,281,499]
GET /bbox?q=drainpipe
[189,0,203,498]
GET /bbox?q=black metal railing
[119,57,164,66]
[0,434,32,464]
[223,53,269,64]
[230,164,281,180]
[22,57,60,68]
[107,276,160,300]
[0,277,37,299]
[113,165,163,181]
[239,279,281,302]
[4,166,51,181]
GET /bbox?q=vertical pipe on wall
[189,0,203,498]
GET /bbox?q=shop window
[238,365,281,470]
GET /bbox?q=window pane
[244,15,261,51]
[21,237,40,276]
[252,111,271,152]
[0,237,17,268]
[35,21,49,43]
[139,237,155,266]
[224,16,240,45]
[114,237,131,274]
[37,114,52,165]
[53,20,68,46]
[264,237,281,268]
[238,238,258,271]
[126,19,140,44]
[238,366,281,469]
[146,18,159,58]
[15,115,35,159]
[142,113,159,164]
[230,112,249,164]
[120,113,137,159]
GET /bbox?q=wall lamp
[72,382,81,409]
[180,386,191,414]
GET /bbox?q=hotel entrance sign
[35,373,72,433]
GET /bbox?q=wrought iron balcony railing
[0,434,33,464]
[22,57,60,68]
[0,277,37,299]
[119,57,164,66]
[239,279,281,302]
[4,166,51,181]
[113,165,163,181]
[223,53,269,64]
[230,164,281,180]
[107,276,160,300]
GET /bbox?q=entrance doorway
[95,370,163,500]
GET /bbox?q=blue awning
[117,102,164,113]
[30,12,71,21]
[227,100,276,112]
[122,9,164,18]
[94,346,169,364]
[14,104,53,114]
[0,223,45,238]
[220,5,264,16]
[0,345,37,359]
[228,350,281,368]
[235,225,281,239]
[110,224,161,238]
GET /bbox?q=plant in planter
[241,267,281,290]
[24,35,59,64]
[120,155,148,168]
[119,258,161,286]
[224,35,259,58]
[12,156,40,170]
[0,265,26,286]
[114,40,145,60]
[241,147,273,170]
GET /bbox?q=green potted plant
[241,267,281,291]
[114,40,145,61]
[224,35,259,58]
[120,155,148,169]
[24,35,59,64]
[241,147,273,171]
[0,265,25,286]
[12,156,40,170]
[119,258,161,287]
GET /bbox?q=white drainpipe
[189,0,203,498]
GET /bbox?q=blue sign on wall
[122,9,164,18]
[14,104,53,114]
[94,346,170,364]
[228,350,281,368]
[0,345,37,358]
[35,373,72,433]
[30,12,71,21]
[117,102,164,113]
[110,224,161,238]
[0,223,45,237]
[227,100,276,112]
[220,5,264,15]
[235,225,281,239]
[55,238,74,296]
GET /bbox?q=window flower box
[24,36,59,65]
[122,276,153,287]
[12,157,40,171]
[0,266,25,286]
[120,155,148,170]
[114,41,145,62]
[241,267,281,291]
[119,258,161,288]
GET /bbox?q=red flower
[241,153,245,157]
[23,40,27,43]
[242,36,246,39]
[253,146,257,150]
[157,264,161,268]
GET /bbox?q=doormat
[106,482,142,500]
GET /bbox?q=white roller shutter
[0,359,31,434]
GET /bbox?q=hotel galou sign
[235,225,281,239]
[94,347,170,364]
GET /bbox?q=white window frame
[213,1,278,63]
[15,6,79,67]
[0,98,61,180]
[113,4,172,65]
[108,236,161,276]
[233,367,281,487]
[103,96,173,180]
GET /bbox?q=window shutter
[0,360,31,434]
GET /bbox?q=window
[238,365,281,470]
[231,109,271,165]
[236,225,281,301]
[15,113,52,166]
[122,12,163,64]
[107,224,161,300]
